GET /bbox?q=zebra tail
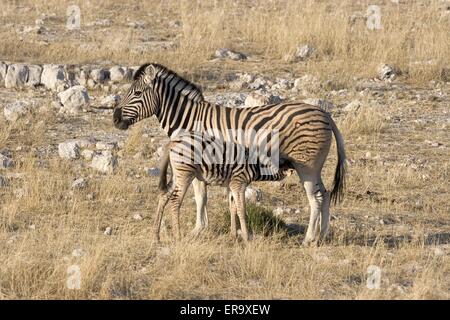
[158,144,171,193]
[329,115,346,204]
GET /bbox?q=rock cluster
[0,61,133,91]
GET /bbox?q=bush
[216,203,287,236]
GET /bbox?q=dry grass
[0,0,449,300]
[1,0,449,83]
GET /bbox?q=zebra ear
[143,64,157,85]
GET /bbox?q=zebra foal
[155,131,293,242]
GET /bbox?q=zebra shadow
[336,232,450,248]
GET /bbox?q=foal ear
[143,64,157,85]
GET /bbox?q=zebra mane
[133,63,203,99]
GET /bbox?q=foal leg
[154,190,172,242]
[191,179,208,236]
[228,188,238,240]
[167,177,192,241]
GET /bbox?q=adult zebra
[113,63,346,245]
[115,64,210,236]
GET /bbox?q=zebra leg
[167,179,191,241]
[230,182,249,242]
[320,188,331,241]
[228,189,238,240]
[191,178,208,236]
[154,190,172,242]
[296,168,324,246]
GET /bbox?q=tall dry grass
[0,0,449,83]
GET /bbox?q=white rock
[245,187,262,202]
[285,44,316,62]
[100,94,120,108]
[5,64,28,88]
[91,151,118,174]
[209,92,247,108]
[145,167,160,177]
[72,248,86,258]
[41,64,66,91]
[343,100,362,112]
[229,73,255,90]
[3,101,29,121]
[104,227,112,235]
[26,65,43,87]
[58,140,80,159]
[293,74,320,92]
[58,85,90,114]
[294,44,316,60]
[249,77,269,90]
[244,92,283,108]
[133,213,143,221]
[95,141,118,150]
[0,62,9,84]
[0,153,14,168]
[303,98,335,112]
[90,69,109,83]
[71,178,87,189]
[378,63,397,81]
[273,207,285,217]
[109,66,126,83]
[215,48,247,61]
[81,149,94,160]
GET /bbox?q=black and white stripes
[113,63,346,244]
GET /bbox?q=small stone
[5,64,28,88]
[244,92,283,108]
[104,227,112,235]
[58,85,90,114]
[378,63,397,81]
[0,153,14,168]
[215,48,247,61]
[41,64,67,91]
[0,62,8,83]
[245,187,262,202]
[3,101,30,122]
[95,141,118,150]
[285,44,316,62]
[91,151,118,174]
[157,247,171,256]
[26,65,43,87]
[109,66,126,83]
[273,207,285,217]
[72,248,86,258]
[81,149,94,161]
[71,178,87,189]
[100,94,120,108]
[28,224,36,230]
[90,69,110,83]
[133,213,143,221]
[303,98,334,112]
[343,100,362,112]
[145,167,161,177]
[58,141,80,160]
[432,247,444,257]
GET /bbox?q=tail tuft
[329,116,346,204]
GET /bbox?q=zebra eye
[135,90,143,95]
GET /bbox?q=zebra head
[113,63,204,130]
[113,64,159,130]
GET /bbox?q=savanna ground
[0,0,449,299]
